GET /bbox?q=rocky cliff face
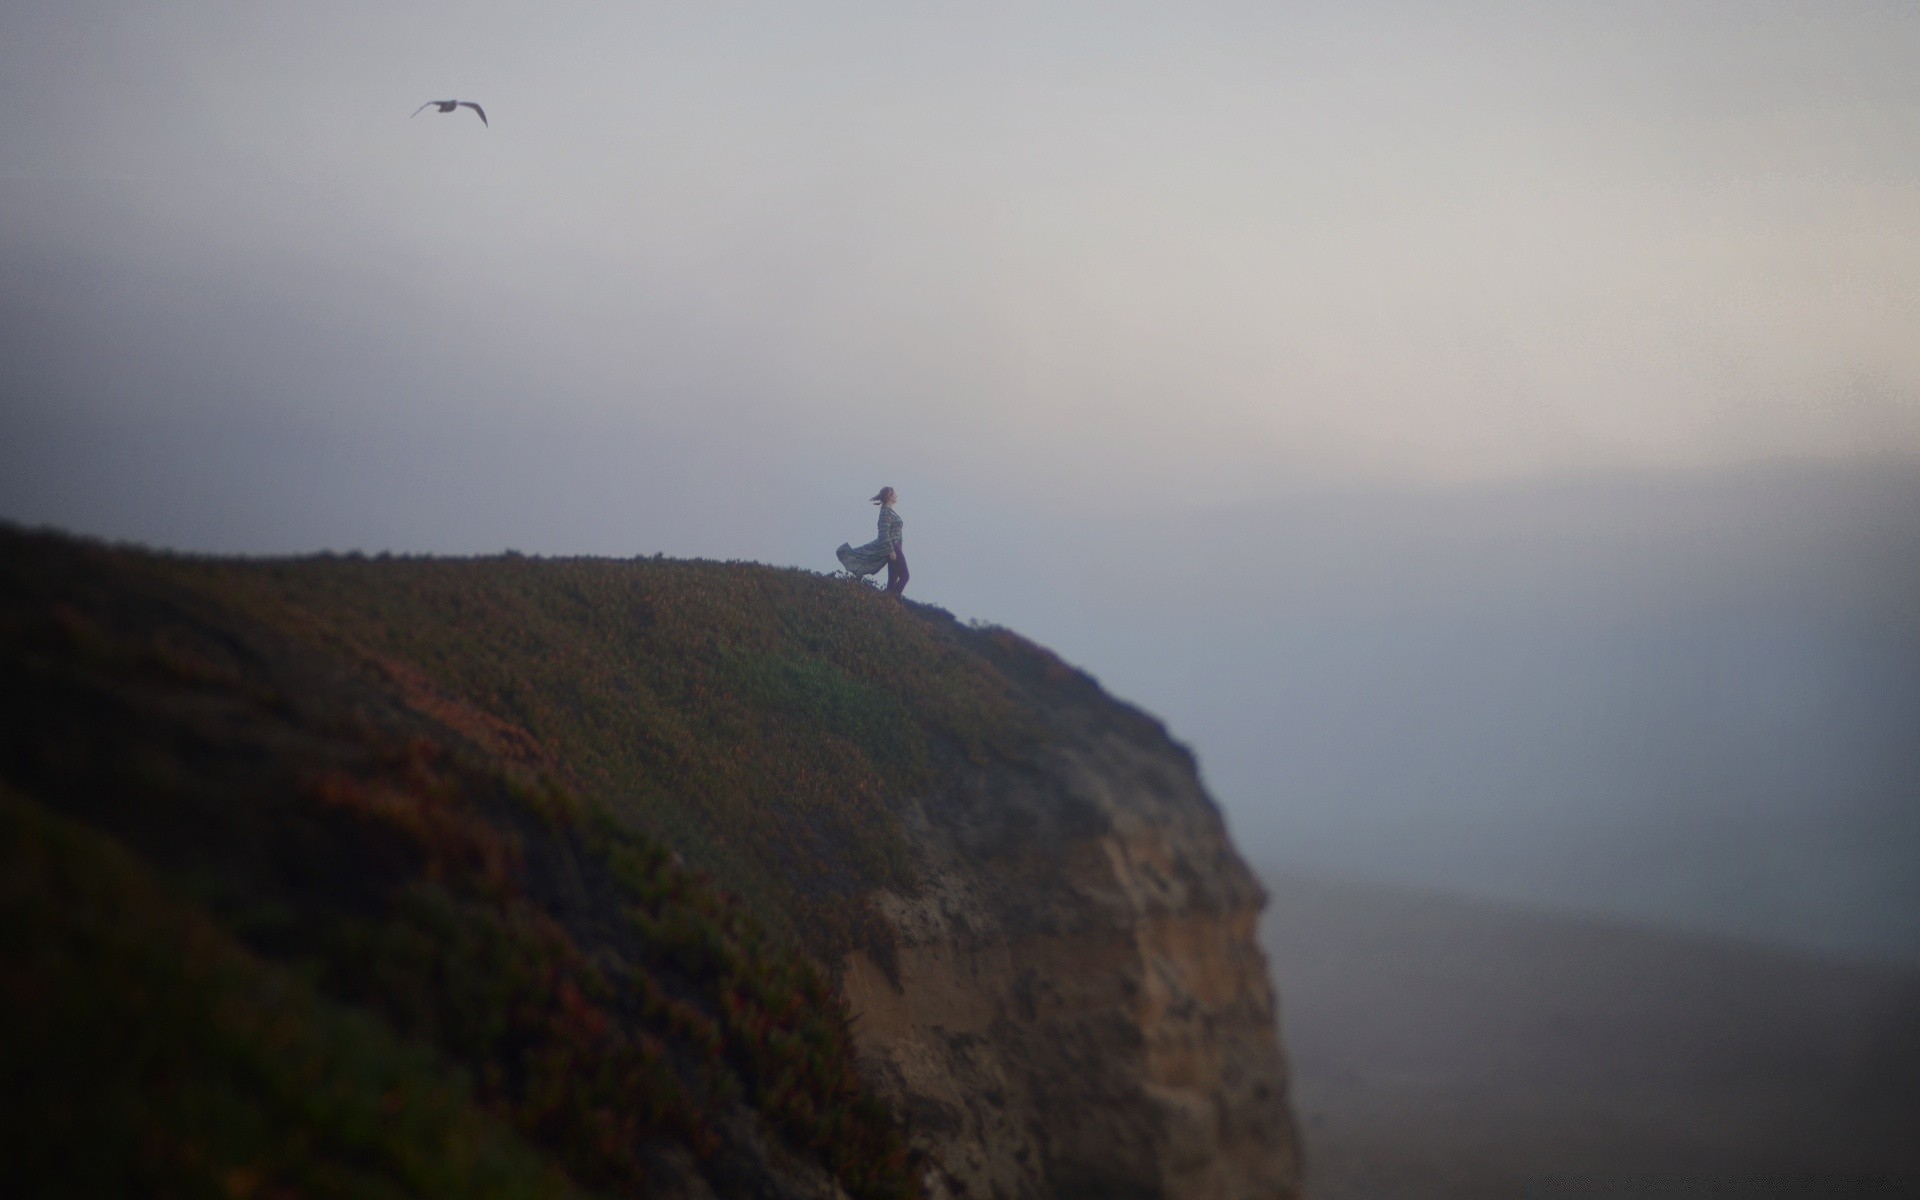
[0,528,1300,1199]
[845,631,1300,1200]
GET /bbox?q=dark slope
[0,526,930,1199]
[0,783,583,1199]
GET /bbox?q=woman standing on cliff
[836,487,907,597]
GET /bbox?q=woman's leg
[885,548,909,596]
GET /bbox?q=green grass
[157,553,1046,959]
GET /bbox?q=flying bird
[411,99,487,127]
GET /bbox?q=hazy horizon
[5,1,1917,964]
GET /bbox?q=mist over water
[924,462,1920,966]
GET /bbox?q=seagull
[411,99,487,127]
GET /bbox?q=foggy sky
[3,1,1917,961]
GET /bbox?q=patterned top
[835,505,903,577]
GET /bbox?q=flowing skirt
[836,538,891,577]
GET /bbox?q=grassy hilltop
[0,526,1101,1199]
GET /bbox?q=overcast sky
[3,1,1916,961]
[5,0,1917,514]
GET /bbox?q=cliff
[0,525,1300,1199]
[846,629,1297,1199]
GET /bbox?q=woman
[836,487,907,597]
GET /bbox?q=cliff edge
[0,525,1300,1199]
[849,627,1298,1199]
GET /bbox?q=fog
[944,463,1920,965]
[4,1,1918,963]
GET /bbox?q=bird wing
[411,101,436,117]
[458,101,488,126]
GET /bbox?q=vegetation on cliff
[159,549,1055,953]
[0,526,1095,1198]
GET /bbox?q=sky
[3,1,1917,961]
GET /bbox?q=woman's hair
[871,486,896,505]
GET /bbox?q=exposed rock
[843,627,1302,1200]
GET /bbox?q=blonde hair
[870,486,896,505]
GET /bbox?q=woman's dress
[837,506,902,577]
